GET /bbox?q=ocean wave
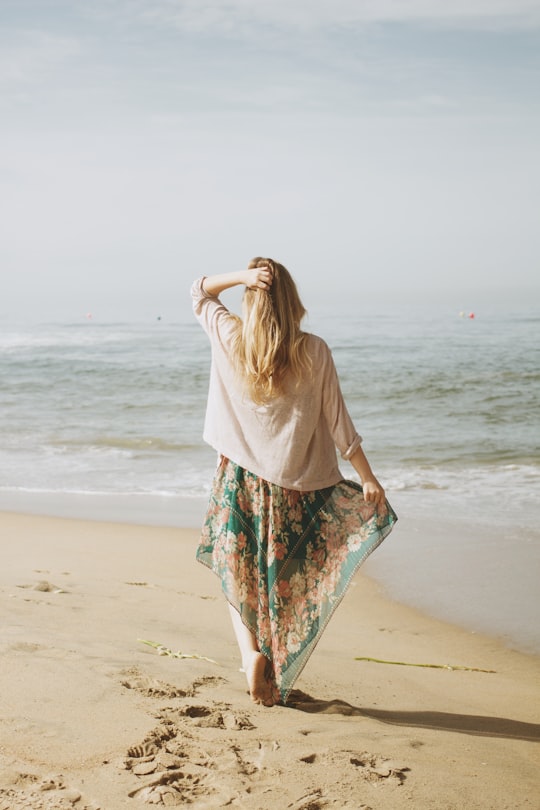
[0,484,208,499]
[0,320,199,349]
[1,463,538,510]
[47,437,199,454]
[381,463,540,496]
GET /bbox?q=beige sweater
[191,277,362,491]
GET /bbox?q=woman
[192,258,397,707]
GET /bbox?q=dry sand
[0,511,538,809]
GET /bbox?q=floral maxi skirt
[196,456,398,704]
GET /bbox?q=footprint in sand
[163,704,255,730]
[120,670,192,699]
[0,771,98,810]
[127,767,210,805]
[16,580,68,594]
[349,751,410,784]
[120,668,224,699]
[123,697,256,805]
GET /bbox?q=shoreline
[1,510,538,809]
[1,487,539,658]
[0,489,209,529]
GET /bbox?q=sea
[1,305,539,654]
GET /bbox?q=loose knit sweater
[191,277,362,491]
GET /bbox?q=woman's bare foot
[245,651,274,707]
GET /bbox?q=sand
[0,511,539,810]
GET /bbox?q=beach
[1,510,539,810]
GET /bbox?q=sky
[1,0,539,320]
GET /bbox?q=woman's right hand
[245,265,273,291]
[361,477,386,508]
[349,446,386,508]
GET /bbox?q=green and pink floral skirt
[197,456,397,704]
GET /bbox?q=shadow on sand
[287,690,540,743]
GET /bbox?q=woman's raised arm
[202,266,273,297]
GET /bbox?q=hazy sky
[1,0,539,320]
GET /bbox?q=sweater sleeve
[321,343,362,460]
[191,276,237,344]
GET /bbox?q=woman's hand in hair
[202,267,272,297]
[245,264,273,291]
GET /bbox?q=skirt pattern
[197,456,397,703]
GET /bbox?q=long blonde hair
[231,257,311,404]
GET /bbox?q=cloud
[122,0,540,33]
[0,29,81,88]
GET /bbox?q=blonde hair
[231,257,311,404]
